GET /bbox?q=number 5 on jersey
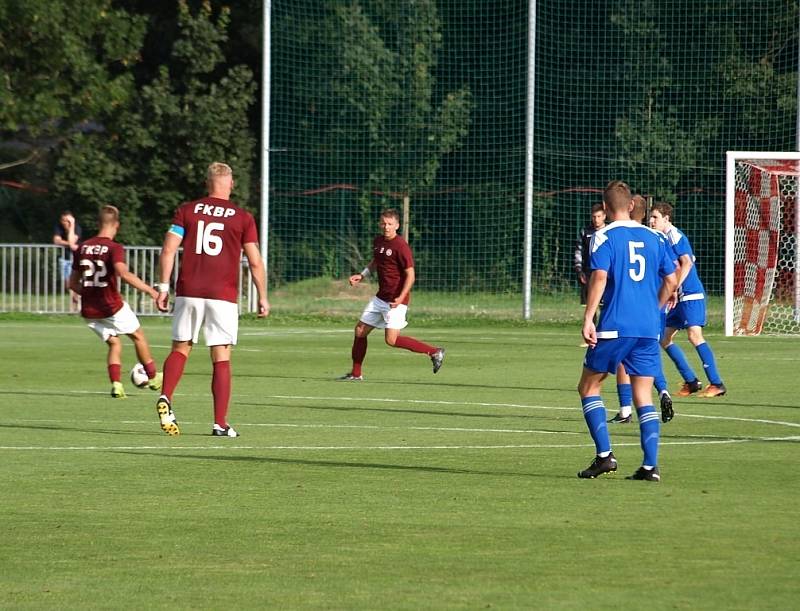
[628,241,645,281]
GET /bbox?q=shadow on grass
[0,422,159,436]
[237,400,582,423]
[111,450,570,480]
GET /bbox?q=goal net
[725,152,800,336]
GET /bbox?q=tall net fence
[268,0,798,320]
[728,156,800,335]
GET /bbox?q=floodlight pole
[259,0,272,308]
[522,0,536,320]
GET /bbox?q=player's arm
[390,267,415,307]
[349,260,375,287]
[582,268,606,346]
[243,241,270,318]
[114,261,158,300]
[156,231,182,312]
[659,271,679,309]
[67,266,82,295]
[675,253,693,288]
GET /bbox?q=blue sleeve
[589,233,611,272]
[671,233,692,259]
[659,242,677,277]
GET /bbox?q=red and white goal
[726,152,800,336]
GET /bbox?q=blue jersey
[663,225,705,299]
[590,220,676,339]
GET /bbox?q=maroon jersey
[74,237,125,319]
[170,197,258,303]
[373,234,414,304]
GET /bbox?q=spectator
[53,210,83,311]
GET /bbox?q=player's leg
[576,339,621,479]
[155,297,202,436]
[609,363,632,423]
[126,327,162,390]
[661,325,702,395]
[628,374,661,481]
[210,344,236,436]
[624,339,662,482]
[340,320,373,380]
[384,305,445,373]
[203,299,240,436]
[106,335,126,398]
[685,311,725,397]
[341,299,383,380]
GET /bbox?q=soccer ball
[130,363,149,388]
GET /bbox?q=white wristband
[156,282,170,293]
[360,267,371,278]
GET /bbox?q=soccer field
[1,315,797,609]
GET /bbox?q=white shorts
[173,296,239,346]
[359,296,409,330]
[86,302,141,342]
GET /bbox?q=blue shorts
[584,337,662,377]
[666,299,706,329]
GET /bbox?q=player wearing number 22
[577,180,677,482]
[68,205,163,399]
[155,162,269,438]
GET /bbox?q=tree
[273,0,472,197]
[0,0,146,238]
[52,0,257,243]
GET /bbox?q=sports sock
[616,383,632,418]
[636,405,660,467]
[143,360,157,379]
[665,343,697,382]
[212,360,232,428]
[161,351,187,400]
[351,337,367,377]
[654,370,668,393]
[581,395,611,454]
[394,335,436,355]
[108,363,121,383]
[695,342,723,385]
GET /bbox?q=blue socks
[653,370,668,394]
[665,343,697,382]
[695,342,723,385]
[616,383,632,417]
[581,396,611,454]
[636,405,660,467]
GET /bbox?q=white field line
[1,438,798,452]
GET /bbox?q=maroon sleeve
[110,242,125,266]
[171,203,186,228]
[242,212,258,245]
[398,239,414,269]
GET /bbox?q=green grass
[0,315,797,609]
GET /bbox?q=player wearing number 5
[576,181,677,482]
[155,162,269,437]
[68,205,163,398]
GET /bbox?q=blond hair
[207,162,233,181]
[98,204,120,226]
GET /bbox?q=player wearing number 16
[155,162,269,437]
[68,205,163,399]
[576,180,677,482]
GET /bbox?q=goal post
[725,151,800,336]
